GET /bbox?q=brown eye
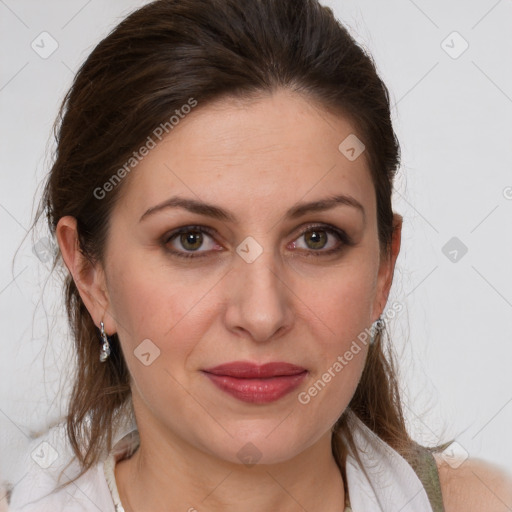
[179,231,204,251]
[163,225,221,259]
[290,224,352,257]
[303,229,328,250]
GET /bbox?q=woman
[7,0,511,510]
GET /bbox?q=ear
[55,216,116,335]
[372,213,402,320]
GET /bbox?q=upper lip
[202,361,307,378]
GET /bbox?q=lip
[202,361,308,404]
[203,361,307,378]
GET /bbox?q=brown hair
[37,0,449,495]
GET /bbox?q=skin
[57,88,404,511]
[436,456,512,511]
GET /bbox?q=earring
[99,321,111,362]
[369,316,385,346]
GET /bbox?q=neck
[115,422,346,512]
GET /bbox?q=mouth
[201,361,308,404]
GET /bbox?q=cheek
[296,263,375,413]
[105,256,220,369]
[305,261,377,342]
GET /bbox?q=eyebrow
[139,194,366,224]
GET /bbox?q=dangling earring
[369,315,385,346]
[99,321,111,362]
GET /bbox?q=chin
[195,423,319,467]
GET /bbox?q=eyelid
[289,222,353,254]
[163,224,217,243]
[292,222,350,242]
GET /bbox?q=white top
[7,411,437,511]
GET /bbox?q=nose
[223,245,294,343]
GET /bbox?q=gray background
[1,0,511,489]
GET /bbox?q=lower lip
[203,371,307,404]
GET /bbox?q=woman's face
[82,89,400,464]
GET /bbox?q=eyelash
[162,223,353,259]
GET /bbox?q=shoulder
[434,453,512,512]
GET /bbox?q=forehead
[116,90,375,221]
